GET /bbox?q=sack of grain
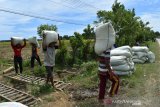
[110,56,127,66]
[112,63,131,71]
[132,59,146,63]
[11,36,24,46]
[94,22,115,55]
[114,71,132,76]
[111,50,132,58]
[42,30,58,46]
[133,52,147,58]
[28,36,40,47]
[132,46,149,52]
[114,46,132,54]
[147,51,155,63]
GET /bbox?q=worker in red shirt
[11,38,26,74]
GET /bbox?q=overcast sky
[0,0,160,40]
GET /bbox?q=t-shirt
[11,44,26,57]
[32,46,38,56]
[44,47,55,66]
[98,48,111,72]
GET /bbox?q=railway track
[3,73,71,91]
[0,82,38,107]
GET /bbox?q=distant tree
[82,24,95,39]
[70,32,84,64]
[37,24,57,38]
[63,35,69,40]
[95,0,156,46]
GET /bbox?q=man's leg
[108,72,119,97]
[19,57,23,74]
[45,66,50,84]
[35,55,42,66]
[14,56,18,74]
[98,72,107,100]
[50,67,54,88]
[31,56,35,69]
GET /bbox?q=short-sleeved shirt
[98,48,111,72]
[32,46,38,56]
[44,47,55,67]
[11,44,26,57]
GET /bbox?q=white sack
[11,36,24,46]
[110,56,127,66]
[112,63,131,71]
[42,30,58,46]
[133,52,147,58]
[111,50,132,58]
[147,51,155,63]
[133,55,139,59]
[133,59,145,63]
[113,46,132,54]
[94,22,115,55]
[28,36,40,47]
[132,46,149,52]
[114,71,132,76]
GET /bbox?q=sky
[0,0,160,40]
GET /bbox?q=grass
[121,41,159,89]
[72,41,160,106]
[67,41,159,90]
[68,61,98,89]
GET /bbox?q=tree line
[37,0,160,67]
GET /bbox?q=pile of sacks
[132,46,155,63]
[110,46,135,76]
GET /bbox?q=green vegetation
[29,84,55,96]
[67,61,98,88]
[95,0,158,46]
[37,24,57,38]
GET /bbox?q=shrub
[33,66,46,77]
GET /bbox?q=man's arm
[42,34,47,51]
[11,38,14,48]
[22,39,26,48]
[55,34,61,49]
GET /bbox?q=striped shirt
[98,48,111,72]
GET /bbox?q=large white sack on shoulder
[11,36,24,46]
[95,39,112,55]
[111,56,127,66]
[132,46,149,52]
[111,50,132,58]
[113,46,132,54]
[147,51,155,63]
[28,36,37,44]
[43,30,58,46]
[133,59,145,63]
[112,63,131,71]
[114,71,132,76]
[134,52,147,58]
[94,22,115,55]
[28,36,40,47]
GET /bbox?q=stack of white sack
[28,36,40,47]
[111,46,135,76]
[132,46,155,63]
